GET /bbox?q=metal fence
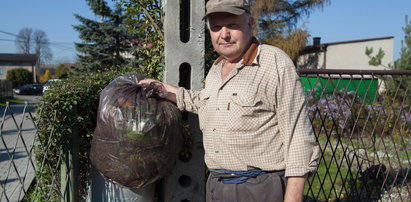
[0,101,75,202]
[0,70,409,201]
[299,69,411,201]
[0,102,41,201]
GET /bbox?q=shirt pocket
[197,92,211,130]
[227,94,264,132]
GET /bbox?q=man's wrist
[284,175,307,202]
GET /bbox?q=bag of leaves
[90,74,183,188]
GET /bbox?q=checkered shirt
[176,42,320,177]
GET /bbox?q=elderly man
[140,0,320,201]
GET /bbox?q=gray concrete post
[88,166,155,202]
[163,0,206,201]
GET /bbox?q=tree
[395,16,411,71]
[73,0,139,72]
[390,16,411,104]
[33,30,53,65]
[39,69,51,83]
[251,0,330,61]
[365,47,391,68]
[55,64,71,79]
[367,16,411,105]
[15,28,32,54]
[120,0,164,79]
[15,28,53,65]
[6,68,33,87]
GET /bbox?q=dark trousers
[206,171,287,202]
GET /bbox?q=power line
[0,38,74,49]
[51,44,76,51]
[0,38,15,42]
[50,42,76,45]
[0,30,78,63]
[0,30,18,37]
[0,29,77,47]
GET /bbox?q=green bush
[6,68,33,87]
[31,67,141,200]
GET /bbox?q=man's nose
[220,27,230,39]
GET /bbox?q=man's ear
[248,17,254,28]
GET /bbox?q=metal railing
[0,69,409,201]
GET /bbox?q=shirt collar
[214,37,260,66]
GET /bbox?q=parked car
[13,84,43,95]
[42,79,61,93]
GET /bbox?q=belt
[210,169,284,184]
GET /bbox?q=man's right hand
[138,78,159,86]
[138,79,178,103]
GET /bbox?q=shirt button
[212,128,216,132]
[215,151,219,153]
[216,107,220,111]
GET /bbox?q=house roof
[0,53,38,64]
[301,36,395,54]
[322,36,394,46]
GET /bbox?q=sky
[0,0,410,64]
[0,0,114,64]
[300,0,411,60]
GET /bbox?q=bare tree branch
[33,30,53,64]
[15,28,32,54]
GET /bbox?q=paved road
[0,95,40,201]
[0,95,41,118]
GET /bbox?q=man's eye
[228,24,238,29]
[211,26,221,32]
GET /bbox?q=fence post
[60,106,79,202]
[163,0,206,201]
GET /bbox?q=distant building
[0,54,38,82]
[297,36,394,70]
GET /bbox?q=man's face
[208,12,253,62]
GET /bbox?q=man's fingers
[138,78,158,85]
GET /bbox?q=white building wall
[326,38,394,70]
[297,52,325,69]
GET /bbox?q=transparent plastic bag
[90,74,183,188]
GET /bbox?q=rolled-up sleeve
[276,56,320,177]
[176,87,203,114]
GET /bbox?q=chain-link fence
[299,69,411,201]
[0,70,410,201]
[0,102,40,201]
[0,101,76,202]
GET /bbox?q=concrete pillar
[88,167,155,202]
[163,0,206,201]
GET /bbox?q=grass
[305,158,359,201]
[316,133,410,167]
[307,133,410,201]
[0,97,25,106]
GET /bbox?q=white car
[42,79,61,93]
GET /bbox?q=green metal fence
[0,69,410,201]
